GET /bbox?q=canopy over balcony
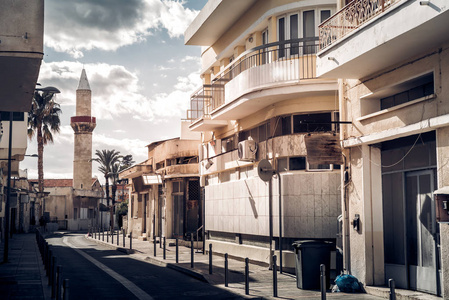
[317,0,449,79]
[0,0,44,112]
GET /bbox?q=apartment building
[120,123,201,241]
[317,0,449,296]
[185,0,341,270]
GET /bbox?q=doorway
[405,170,438,294]
[382,132,440,295]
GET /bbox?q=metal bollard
[153,236,157,257]
[51,256,56,298]
[159,236,162,249]
[273,255,278,297]
[320,264,326,300]
[123,229,125,247]
[102,228,104,241]
[190,233,194,268]
[56,265,62,300]
[111,227,114,244]
[130,232,132,250]
[389,279,396,300]
[209,243,213,274]
[117,229,119,246]
[48,250,53,285]
[94,227,96,239]
[245,258,249,295]
[225,253,229,287]
[107,228,109,243]
[63,279,69,300]
[175,238,179,263]
[163,237,166,260]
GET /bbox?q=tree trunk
[37,126,44,216]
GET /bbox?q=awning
[142,174,162,185]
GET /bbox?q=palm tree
[28,90,62,213]
[92,149,121,228]
[110,154,134,206]
[92,149,121,207]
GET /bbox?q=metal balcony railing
[319,0,399,50]
[187,39,319,122]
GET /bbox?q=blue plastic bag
[334,274,362,293]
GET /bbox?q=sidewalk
[0,233,50,300]
[87,232,382,300]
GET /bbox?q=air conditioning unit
[238,139,257,162]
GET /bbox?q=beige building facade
[120,123,201,241]
[185,0,342,270]
[317,0,449,296]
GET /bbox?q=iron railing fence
[187,38,319,122]
[319,0,399,50]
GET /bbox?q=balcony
[317,0,449,79]
[0,0,44,112]
[188,39,335,131]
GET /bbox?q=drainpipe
[278,172,282,273]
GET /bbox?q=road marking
[63,237,154,300]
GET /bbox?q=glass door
[405,170,439,294]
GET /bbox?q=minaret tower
[71,69,96,190]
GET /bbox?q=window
[88,209,94,219]
[360,73,435,117]
[303,10,315,54]
[239,122,270,143]
[80,208,88,219]
[290,14,299,55]
[293,113,332,133]
[276,157,306,172]
[320,10,331,23]
[307,162,332,171]
[380,74,434,110]
[278,17,286,58]
[274,115,290,137]
[0,112,24,121]
[222,136,236,153]
[74,208,78,220]
[277,156,336,172]
[173,181,183,193]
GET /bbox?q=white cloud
[45,0,199,57]
[38,60,202,123]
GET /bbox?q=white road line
[63,237,154,300]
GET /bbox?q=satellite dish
[258,159,274,182]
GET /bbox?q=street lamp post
[3,111,13,263]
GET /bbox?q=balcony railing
[319,0,399,50]
[187,39,319,122]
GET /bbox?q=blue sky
[22,0,208,181]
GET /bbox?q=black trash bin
[292,240,333,290]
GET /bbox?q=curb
[85,235,135,254]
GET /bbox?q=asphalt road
[46,233,244,300]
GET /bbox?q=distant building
[29,178,103,230]
[120,122,201,241]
